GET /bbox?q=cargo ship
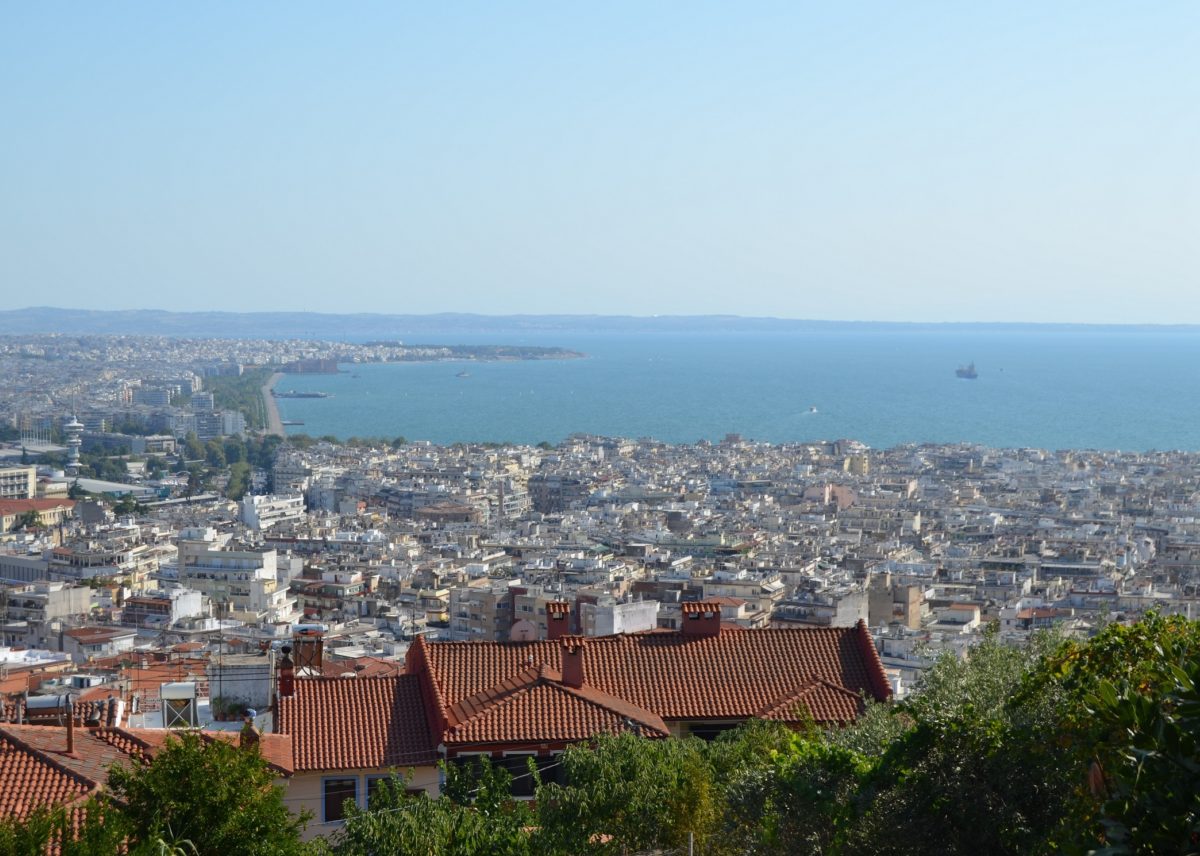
[955,363,978,380]
[272,390,330,398]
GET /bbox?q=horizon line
[7,306,1200,329]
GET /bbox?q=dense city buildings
[4,332,1200,839]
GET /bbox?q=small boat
[956,362,978,380]
[281,420,305,426]
[809,406,818,413]
[456,371,470,378]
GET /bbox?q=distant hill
[0,308,1195,340]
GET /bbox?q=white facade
[0,466,36,500]
[581,598,660,636]
[241,493,305,531]
[177,531,295,623]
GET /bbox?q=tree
[14,509,41,531]
[223,437,247,465]
[183,432,205,461]
[535,731,722,855]
[113,494,145,516]
[205,440,226,469]
[1087,657,1200,852]
[106,732,311,856]
[333,761,532,856]
[0,796,129,856]
[226,461,251,500]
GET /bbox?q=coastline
[261,372,285,436]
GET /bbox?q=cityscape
[3,2,1198,853]
[2,327,1199,851]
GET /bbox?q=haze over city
[3,2,1198,323]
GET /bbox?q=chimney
[546,601,570,641]
[681,601,722,638]
[561,636,585,688]
[64,693,75,756]
[277,645,295,699]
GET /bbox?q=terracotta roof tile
[0,723,295,824]
[0,730,95,821]
[414,623,889,727]
[447,681,669,745]
[443,665,669,745]
[0,499,75,514]
[276,675,438,772]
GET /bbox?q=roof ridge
[556,684,670,737]
[448,679,670,742]
[447,664,552,730]
[91,726,155,760]
[0,727,107,793]
[755,677,863,719]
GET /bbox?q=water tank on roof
[160,682,197,700]
[26,694,72,712]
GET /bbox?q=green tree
[223,437,247,464]
[113,494,145,515]
[205,440,226,469]
[535,731,722,855]
[0,796,129,856]
[106,732,310,856]
[726,731,871,856]
[1087,657,1200,853]
[183,432,205,461]
[13,509,42,531]
[226,461,251,500]
[334,761,532,856]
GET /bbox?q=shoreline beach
[261,371,284,436]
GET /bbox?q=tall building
[176,528,295,623]
[0,466,37,500]
[63,416,83,476]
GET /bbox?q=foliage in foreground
[3,616,1199,856]
[326,615,1200,856]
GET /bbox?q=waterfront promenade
[261,372,284,436]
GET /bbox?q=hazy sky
[2,3,1197,322]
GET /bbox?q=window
[536,754,565,787]
[688,722,739,741]
[322,777,357,823]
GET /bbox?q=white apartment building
[0,466,36,500]
[241,493,306,531]
[177,528,295,624]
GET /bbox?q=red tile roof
[0,724,294,823]
[0,499,75,514]
[445,664,669,745]
[275,675,438,772]
[89,727,295,776]
[0,729,96,820]
[411,622,888,729]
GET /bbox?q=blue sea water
[272,330,1200,451]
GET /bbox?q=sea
[270,329,1200,452]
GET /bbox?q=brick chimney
[277,645,295,699]
[681,601,722,638]
[546,601,571,641]
[561,636,586,688]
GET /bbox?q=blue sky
[2,2,1197,322]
